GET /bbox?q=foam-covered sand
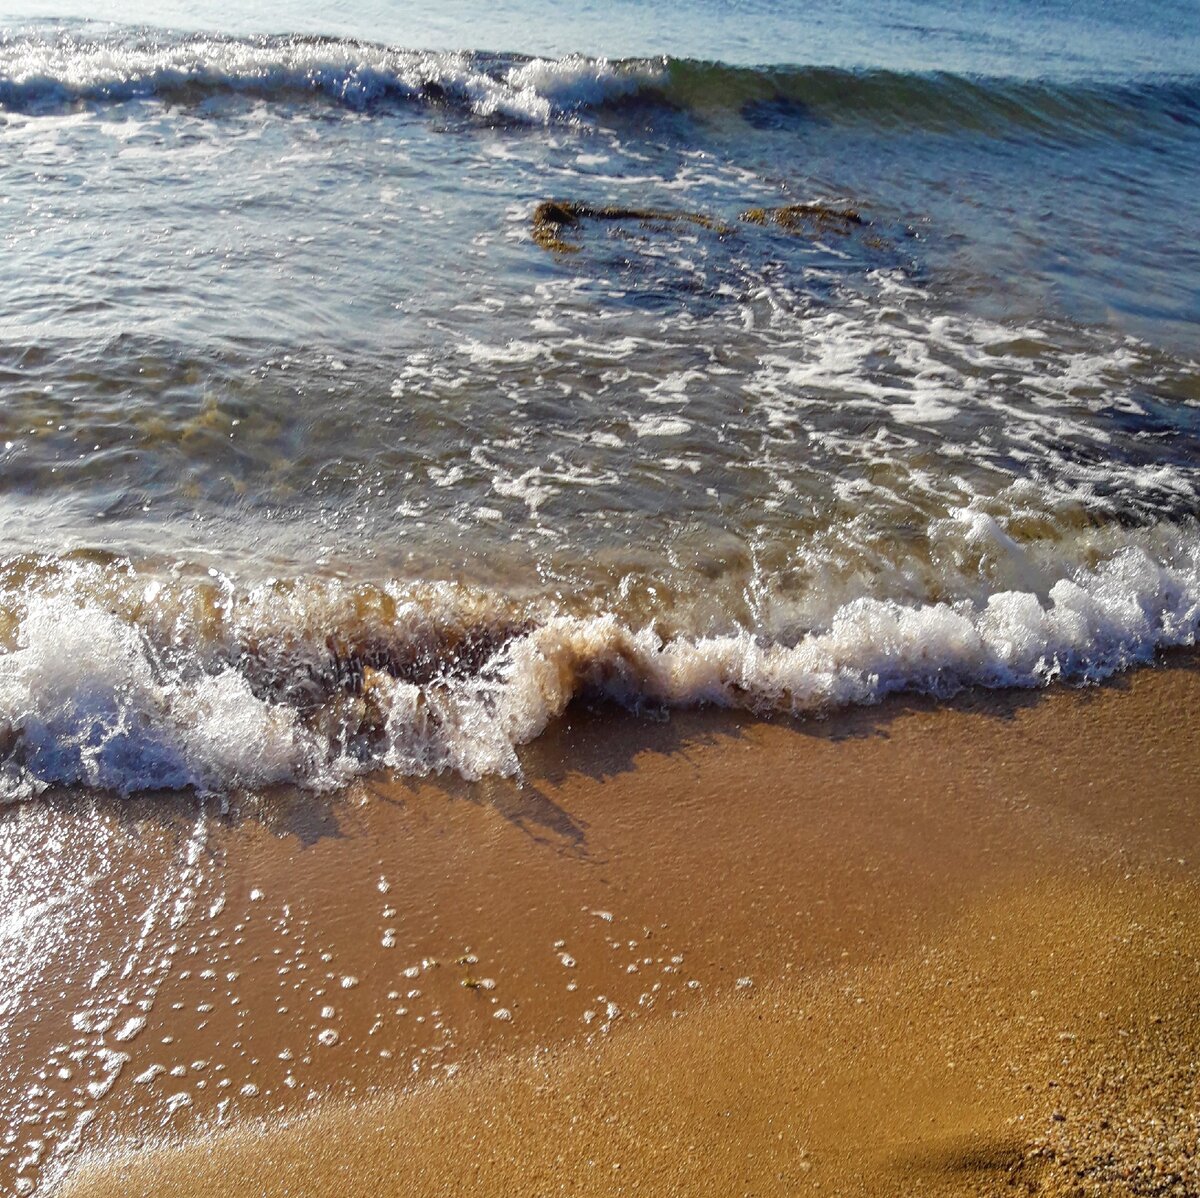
[10,653,1197,1196]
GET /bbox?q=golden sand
[26,654,1200,1196]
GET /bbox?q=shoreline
[6,652,1197,1196]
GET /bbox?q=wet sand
[13,654,1200,1196]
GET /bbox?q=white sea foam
[0,525,1195,798]
[0,35,663,122]
[372,533,1199,778]
[632,414,693,438]
[0,595,312,799]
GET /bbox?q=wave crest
[1,31,1196,136]
[0,525,1197,799]
[0,34,661,121]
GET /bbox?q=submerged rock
[532,198,869,252]
[532,199,731,252]
[738,202,864,234]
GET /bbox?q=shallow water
[0,0,1198,794]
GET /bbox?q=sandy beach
[1,652,1189,1196]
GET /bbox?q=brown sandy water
[5,654,1198,1196]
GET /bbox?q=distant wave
[0,520,1197,799]
[0,34,661,122]
[1,30,1197,137]
[668,60,1200,139]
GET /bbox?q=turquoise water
[0,0,1197,794]
[4,0,1200,74]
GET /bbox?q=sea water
[0,0,1198,794]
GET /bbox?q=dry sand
[10,654,1198,1196]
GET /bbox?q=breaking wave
[1,29,1197,137]
[0,521,1197,799]
[0,34,661,122]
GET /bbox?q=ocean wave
[0,520,1197,799]
[1,30,1197,136]
[663,60,1200,139]
[0,33,661,122]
